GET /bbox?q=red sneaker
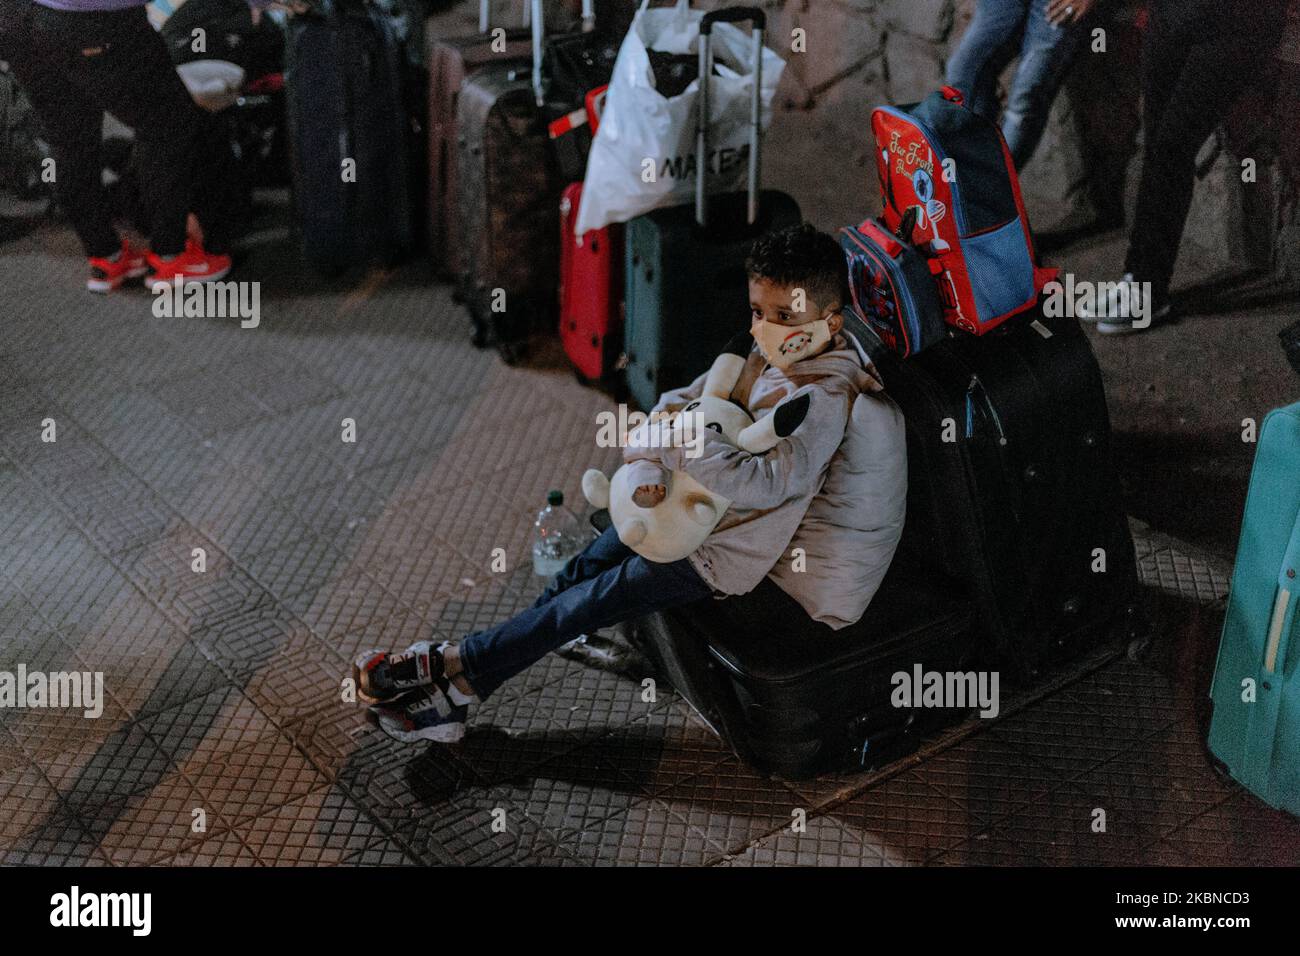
[86,239,148,293]
[146,243,232,292]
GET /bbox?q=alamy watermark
[595,405,708,458]
[0,665,104,718]
[152,277,260,328]
[891,665,1000,718]
[1043,274,1154,327]
[50,886,151,936]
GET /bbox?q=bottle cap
[547,489,564,506]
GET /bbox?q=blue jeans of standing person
[945,0,1086,170]
[458,526,713,700]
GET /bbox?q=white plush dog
[582,336,810,563]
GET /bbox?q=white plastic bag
[573,0,784,236]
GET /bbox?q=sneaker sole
[372,708,465,744]
[146,264,233,295]
[1096,307,1172,336]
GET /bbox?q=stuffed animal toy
[582,333,810,563]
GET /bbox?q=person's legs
[457,550,712,700]
[529,524,634,610]
[999,0,1086,169]
[50,6,201,257]
[353,525,634,703]
[1123,5,1260,301]
[945,0,1030,122]
[13,15,120,259]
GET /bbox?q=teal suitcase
[1207,400,1300,815]
[621,8,799,411]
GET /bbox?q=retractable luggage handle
[530,0,596,105]
[480,0,532,34]
[1262,504,1300,676]
[695,7,765,229]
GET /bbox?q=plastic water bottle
[532,490,584,578]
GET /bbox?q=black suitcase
[872,307,1142,682]
[621,7,800,411]
[626,559,977,779]
[542,0,620,182]
[284,0,413,274]
[456,0,563,363]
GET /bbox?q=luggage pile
[285,1,1157,779]
[582,60,1136,777]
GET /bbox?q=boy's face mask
[751,317,833,369]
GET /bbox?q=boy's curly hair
[745,222,848,313]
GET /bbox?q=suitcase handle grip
[700,7,766,32]
[695,7,765,228]
[478,0,532,34]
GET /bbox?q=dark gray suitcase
[455,0,563,364]
[426,0,534,278]
[622,7,799,410]
[285,0,413,274]
[626,557,977,779]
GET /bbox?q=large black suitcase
[621,7,800,411]
[626,559,977,779]
[285,0,413,274]
[456,0,563,363]
[874,307,1142,682]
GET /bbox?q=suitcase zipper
[964,374,1007,445]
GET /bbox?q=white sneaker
[1077,273,1135,322]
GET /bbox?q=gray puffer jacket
[644,330,907,628]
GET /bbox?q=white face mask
[751,317,833,369]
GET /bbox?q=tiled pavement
[2,219,1298,867]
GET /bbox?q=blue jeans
[945,0,1085,170]
[458,526,713,700]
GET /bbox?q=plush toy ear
[739,392,811,452]
[701,330,754,398]
[582,469,611,510]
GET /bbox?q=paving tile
[38,720,177,816]
[336,741,474,839]
[721,816,884,867]
[82,773,227,866]
[0,762,62,854]
[149,370,271,437]
[0,808,105,866]
[239,533,353,605]
[936,721,1234,867]
[181,728,328,827]
[596,700,740,798]
[1143,791,1300,867]
[235,785,388,866]
[187,604,322,681]
[139,686,276,772]
[154,827,261,866]
[341,836,422,866]
[829,767,986,866]
[561,798,723,866]
[655,758,798,858]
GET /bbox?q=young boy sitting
[356,223,898,742]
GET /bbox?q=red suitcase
[425,0,533,277]
[559,86,623,384]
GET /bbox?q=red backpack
[871,87,1056,335]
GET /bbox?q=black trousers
[7,3,232,257]
[1124,0,1286,299]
